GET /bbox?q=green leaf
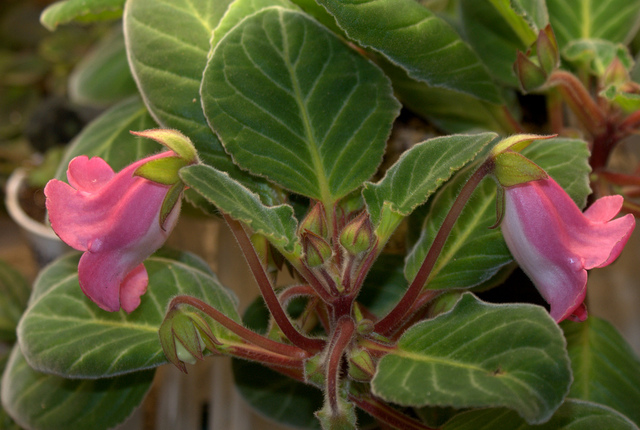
[442,399,639,430]
[69,26,138,107]
[1,345,154,430]
[379,61,513,134]
[547,0,640,48]
[201,7,400,203]
[372,293,571,424]
[124,0,254,183]
[363,132,497,228]
[180,164,301,256]
[0,260,30,342]
[317,0,502,104]
[40,0,124,30]
[460,0,546,86]
[562,316,640,426]
[405,137,591,290]
[563,39,634,77]
[55,97,159,180]
[17,250,241,378]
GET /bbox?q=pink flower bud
[44,152,183,313]
[501,177,635,322]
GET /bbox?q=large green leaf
[442,399,639,430]
[69,26,138,107]
[460,0,546,86]
[363,133,496,228]
[405,137,591,290]
[17,250,241,378]
[201,7,400,203]
[372,293,571,424]
[40,0,125,30]
[125,0,257,186]
[0,260,30,342]
[317,0,502,104]
[547,0,640,48]
[54,96,158,180]
[180,164,301,256]
[1,345,154,430]
[562,316,640,426]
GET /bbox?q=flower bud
[348,348,376,382]
[339,212,374,255]
[536,24,559,76]
[302,230,333,267]
[514,51,547,93]
[299,202,328,238]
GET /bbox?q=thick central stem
[374,160,493,336]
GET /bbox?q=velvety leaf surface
[69,26,138,107]
[201,7,400,203]
[547,0,640,47]
[17,250,241,378]
[318,0,502,103]
[363,133,496,227]
[404,137,591,290]
[40,0,125,30]
[460,0,544,86]
[54,97,158,180]
[0,260,30,342]
[1,345,154,430]
[180,164,301,255]
[562,316,640,426]
[442,399,639,430]
[372,294,571,424]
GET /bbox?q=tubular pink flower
[44,152,182,313]
[501,177,635,322]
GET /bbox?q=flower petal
[66,156,115,193]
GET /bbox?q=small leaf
[201,7,400,203]
[0,260,30,342]
[40,0,124,30]
[180,164,301,256]
[363,132,496,229]
[372,294,571,424]
[17,250,241,378]
[547,0,640,48]
[563,39,634,77]
[1,345,154,430]
[55,97,159,180]
[318,0,503,103]
[562,316,640,426]
[442,398,639,430]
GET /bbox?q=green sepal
[130,129,199,163]
[491,134,555,156]
[134,156,187,185]
[494,152,548,188]
[490,185,506,229]
[160,182,185,229]
[537,25,560,76]
[514,51,548,92]
[315,391,357,430]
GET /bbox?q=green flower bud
[536,24,559,76]
[514,51,548,93]
[299,202,328,238]
[339,212,374,255]
[348,348,376,382]
[302,230,333,267]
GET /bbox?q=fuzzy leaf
[17,250,241,378]
[201,7,400,203]
[40,0,124,30]
[372,294,571,424]
[0,260,30,342]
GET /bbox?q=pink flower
[501,177,635,322]
[45,152,182,313]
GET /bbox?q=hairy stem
[349,392,436,430]
[223,214,325,353]
[325,316,356,415]
[374,160,493,336]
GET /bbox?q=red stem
[223,214,325,353]
[374,160,493,336]
[168,295,308,359]
[349,393,436,430]
[326,316,356,414]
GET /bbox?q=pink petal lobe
[583,195,623,222]
[77,251,124,312]
[120,264,149,313]
[67,156,115,192]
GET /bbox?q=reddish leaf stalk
[223,214,325,353]
[226,343,305,369]
[349,393,436,430]
[546,70,606,135]
[325,316,356,414]
[168,295,308,359]
[374,160,493,336]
